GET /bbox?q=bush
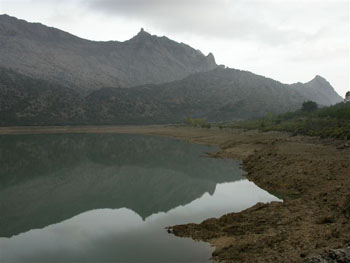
[184,117,209,128]
[301,101,318,112]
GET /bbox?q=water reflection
[0,133,279,262]
[0,180,279,263]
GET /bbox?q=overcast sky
[0,0,349,97]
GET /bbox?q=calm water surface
[0,133,279,262]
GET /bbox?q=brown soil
[164,127,350,263]
[1,125,349,262]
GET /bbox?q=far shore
[0,125,173,135]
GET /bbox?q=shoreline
[1,125,349,262]
[165,127,350,262]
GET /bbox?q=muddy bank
[163,128,350,263]
[1,125,349,262]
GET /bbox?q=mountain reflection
[0,133,242,237]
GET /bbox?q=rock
[337,143,350,150]
[329,248,350,262]
[305,248,350,263]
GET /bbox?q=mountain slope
[0,67,342,125]
[85,68,342,122]
[0,68,83,125]
[291,75,343,106]
[0,15,342,125]
[0,15,217,90]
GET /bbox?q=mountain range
[0,14,216,91]
[0,14,343,125]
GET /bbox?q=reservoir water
[0,133,279,262]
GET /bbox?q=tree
[301,101,318,112]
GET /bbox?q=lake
[0,133,279,262]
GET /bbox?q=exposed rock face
[305,248,350,263]
[0,14,217,90]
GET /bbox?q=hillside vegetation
[0,67,344,126]
[222,102,350,139]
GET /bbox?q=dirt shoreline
[164,127,350,263]
[1,125,349,262]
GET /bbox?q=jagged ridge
[0,14,217,90]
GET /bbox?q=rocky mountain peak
[136,27,152,37]
[205,52,216,68]
[312,75,328,83]
[294,75,343,105]
[129,28,154,42]
[307,75,333,90]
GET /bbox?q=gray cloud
[81,0,349,94]
[84,0,312,45]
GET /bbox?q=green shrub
[223,103,350,139]
[301,101,318,112]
